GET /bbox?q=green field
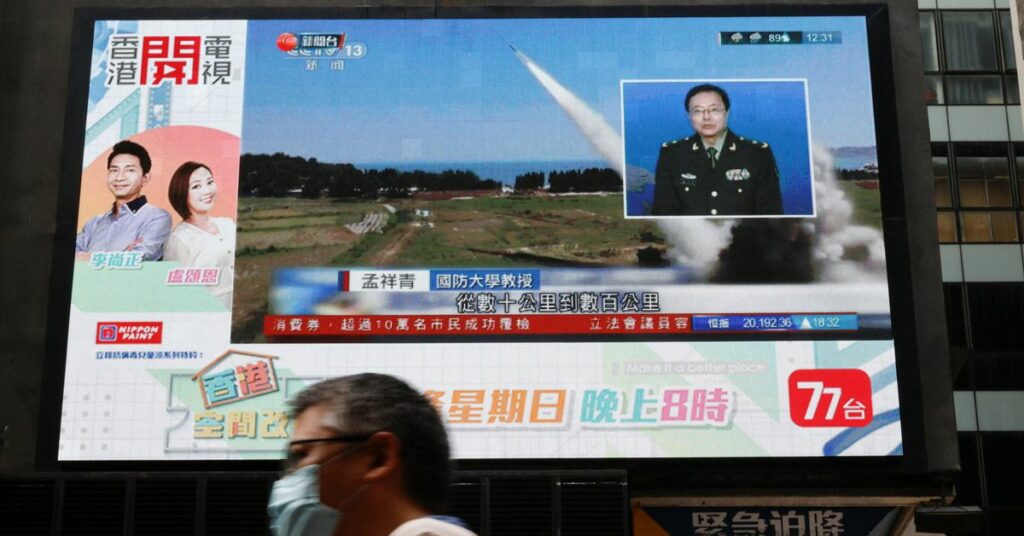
[230,193,664,341]
[230,186,884,341]
[836,180,884,229]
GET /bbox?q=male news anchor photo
[652,83,783,216]
[75,140,172,260]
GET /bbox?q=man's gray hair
[289,373,451,512]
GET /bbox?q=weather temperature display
[720,31,842,45]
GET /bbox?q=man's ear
[141,172,152,186]
[363,431,401,482]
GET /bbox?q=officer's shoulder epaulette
[737,136,770,149]
[661,137,688,148]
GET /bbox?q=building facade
[920,0,1024,532]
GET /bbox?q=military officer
[652,84,783,216]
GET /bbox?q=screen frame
[37,2,957,491]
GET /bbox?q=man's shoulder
[390,517,477,536]
[82,210,111,229]
[138,202,173,222]
[659,135,700,162]
[138,202,171,215]
[728,132,774,154]
[659,134,700,150]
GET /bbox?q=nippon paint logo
[96,322,163,344]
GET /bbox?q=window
[932,11,1016,105]
[1014,143,1024,207]
[921,12,941,72]
[971,354,1024,389]
[999,11,1016,72]
[955,145,1011,208]
[946,75,1004,104]
[934,145,958,242]
[933,142,1024,242]
[942,11,999,71]
[959,212,1018,242]
[950,144,1019,242]
[934,145,953,207]
[938,211,958,242]
[1005,75,1020,104]
[944,283,967,349]
[966,283,1024,352]
[925,74,945,105]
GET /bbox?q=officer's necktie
[707,147,718,170]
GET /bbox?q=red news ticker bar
[264,314,693,336]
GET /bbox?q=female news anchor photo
[164,161,236,308]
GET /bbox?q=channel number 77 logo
[788,369,873,427]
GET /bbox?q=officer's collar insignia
[692,142,699,151]
[729,143,737,152]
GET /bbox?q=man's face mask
[268,464,340,536]
[268,437,372,536]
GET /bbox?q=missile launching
[509,44,529,64]
[506,44,621,169]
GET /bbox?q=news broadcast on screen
[61,14,902,461]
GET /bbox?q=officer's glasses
[283,434,374,474]
[689,107,726,117]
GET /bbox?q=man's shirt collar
[701,129,729,154]
[111,195,149,215]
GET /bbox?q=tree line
[544,168,622,193]
[240,153,621,198]
[513,168,623,192]
[240,153,501,198]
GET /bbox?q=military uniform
[651,130,783,216]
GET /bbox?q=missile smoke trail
[511,46,622,168]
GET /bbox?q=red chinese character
[166,268,185,284]
[690,388,708,421]
[141,36,201,85]
[201,268,219,284]
[705,388,732,423]
[184,268,202,283]
[235,361,274,396]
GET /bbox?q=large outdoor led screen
[59,13,903,461]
